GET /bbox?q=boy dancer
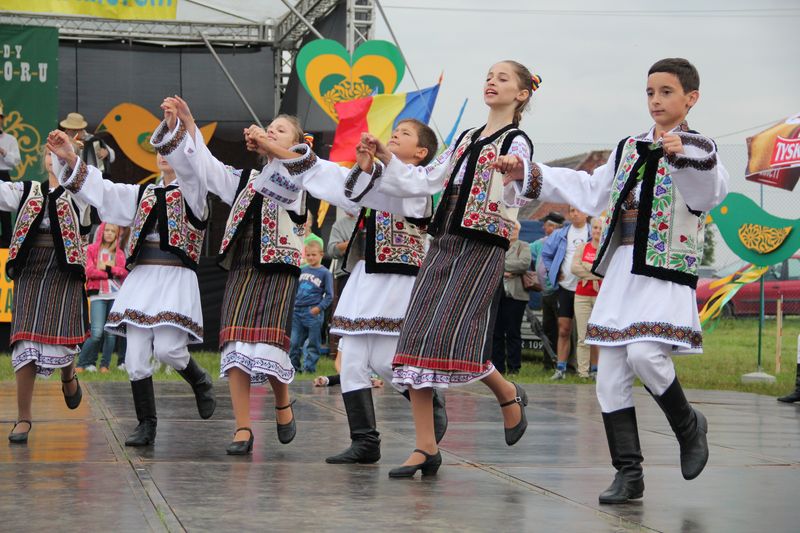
[507,58,729,502]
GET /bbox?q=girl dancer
[354,61,542,477]
[6,147,90,443]
[159,96,303,455]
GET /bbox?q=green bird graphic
[709,192,800,266]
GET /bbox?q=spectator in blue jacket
[541,206,591,379]
[529,212,564,367]
[290,240,334,373]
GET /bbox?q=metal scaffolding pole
[199,32,263,128]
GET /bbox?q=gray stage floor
[1,379,798,532]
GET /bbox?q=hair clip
[303,133,315,149]
[531,73,542,92]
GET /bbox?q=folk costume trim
[586,321,703,350]
[429,124,533,250]
[151,120,187,157]
[107,308,204,339]
[126,184,207,271]
[593,132,717,289]
[6,180,90,280]
[218,168,307,276]
[330,315,404,334]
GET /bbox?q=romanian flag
[329,83,440,163]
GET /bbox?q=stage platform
[1,380,798,532]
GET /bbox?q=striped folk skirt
[218,229,297,384]
[392,188,504,389]
[10,245,89,376]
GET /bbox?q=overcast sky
[372,0,799,147]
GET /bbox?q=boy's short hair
[648,58,699,93]
[305,240,323,253]
[397,119,438,165]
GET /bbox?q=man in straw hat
[60,112,115,172]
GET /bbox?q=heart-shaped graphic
[296,39,405,122]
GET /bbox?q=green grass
[1,318,797,397]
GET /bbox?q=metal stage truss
[0,1,376,114]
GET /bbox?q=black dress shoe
[226,427,254,455]
[388,448,442,478]
[501,383,528,446]
[8,420,32,444]
[276,400,296,444]
[62,372,82,410]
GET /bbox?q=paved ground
[1,379,798,532]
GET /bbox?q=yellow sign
[0,249,14,323]
[0,0,178,21]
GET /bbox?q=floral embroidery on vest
[373,211,424,268]
[8,195,43,261]
[219,183,257,254]
[449,130,517,241]
[56,195,86,267]
[261,199,303,266]
[8,183,86,271]
[603,137,703,279]
[220,176,304,269]
[165,188,204,263]
[128,187,158,256]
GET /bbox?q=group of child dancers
[6,56,728,504]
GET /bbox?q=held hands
[46,130,78,167]
[161,98,178,131]
[244,125,271,156]
[661,133,685,156]
[161,96,196,136]
[491,154,525,185]
[358,133,391,165]
[356,135,376,173]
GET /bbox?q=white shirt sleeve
[373,144,456,199]
[666,133,729,212]
[165,123,240,206]
[0,135,21,168]
[531,150,618,217]
[0,181,24,212]
[56,157,140,226]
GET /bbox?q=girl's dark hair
[502,60,542,126]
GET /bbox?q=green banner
[0,24,59,182]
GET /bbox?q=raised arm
[47,130,139,226]
[663,132,729,212]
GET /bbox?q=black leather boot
[177,357,216,420]
[651,378,709,480]
[777,364,800,403]
[402,389,448,444]
[325,388,381,464]
[598,407,644,504]
[125,377,157,447]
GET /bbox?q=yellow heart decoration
[296,39,405,122]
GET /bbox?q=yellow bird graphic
[97,103,217,183]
